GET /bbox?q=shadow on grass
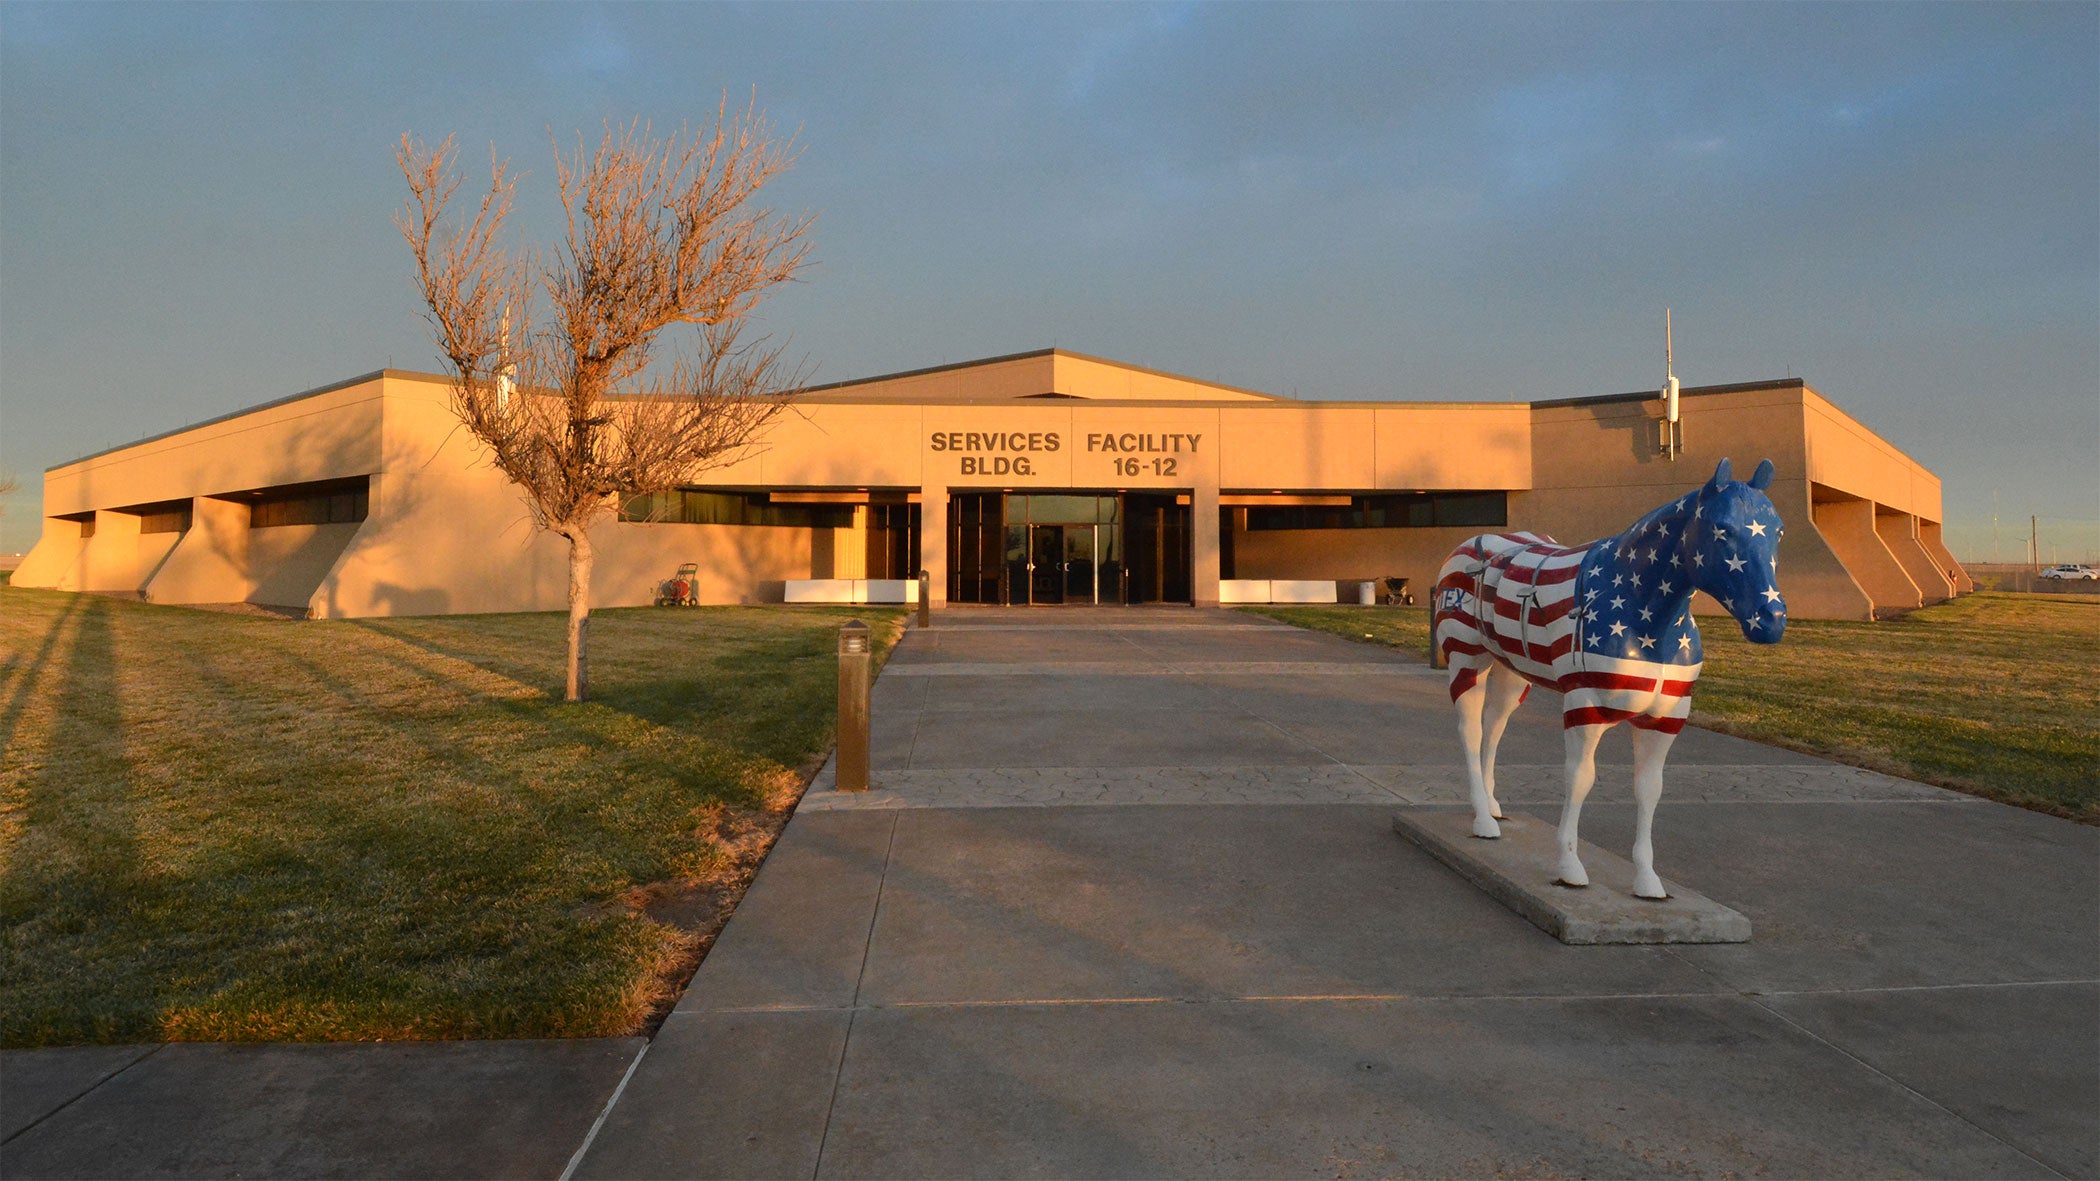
[1,597,155,1042]
[0,596,910,1044]
[0,593,86,759]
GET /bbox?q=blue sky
[2,2,2094,560]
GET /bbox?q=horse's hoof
[1552,878,1588,889]
[1634,890,1673,901]
[1471,817,1502,839]
[1634,873,1668,900]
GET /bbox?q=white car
[2039,564,2099,580]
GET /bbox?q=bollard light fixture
[836,620,872,792]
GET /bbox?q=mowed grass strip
[1245,593,2099,822]
[0,590,903,1046]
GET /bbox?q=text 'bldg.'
[15,348,1968,620]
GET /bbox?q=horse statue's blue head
[1689,458,1786,643]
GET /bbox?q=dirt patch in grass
[0,589,903,1046]
[1245,595,2099,822]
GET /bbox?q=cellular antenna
[1660,308,1682,459]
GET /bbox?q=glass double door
[1026,524,1100,604]
[968,492,1133,605]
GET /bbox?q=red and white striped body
[1432,532,1699,734]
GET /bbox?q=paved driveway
[575,608,2099,1180]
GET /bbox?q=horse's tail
[1433,532,1554,691]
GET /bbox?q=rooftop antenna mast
[1660,308,1682,459]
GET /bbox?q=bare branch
[398,101,812,699]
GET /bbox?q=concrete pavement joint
[902,693,927,771]
[1220,681,1408,802]
[885,660,1439,677]
[557,1042,649,1181]
[0,1043,163,1148]
[917,623,1302,633]
[797,763,1969,810]
[1656,943,2077,1180]
[674,977,2100,1017]
[809,811,900,1181]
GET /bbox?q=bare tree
[398,102,812,701]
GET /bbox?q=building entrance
[1026,524,1100,604]
[950,491,1188,605]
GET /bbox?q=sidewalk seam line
[0,1043,164,1147]
[1127,632,1413,802]
[556,1040,649,1181]
[810,810,898,1180]
[903,694,927,772]
[1225,691,1413,805]
[1744,992,2075,1179]
[1656,944,2074,1180]
[678,978,2100,1015]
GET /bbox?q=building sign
[1086,433,1201,479]
[929,430,1062,476]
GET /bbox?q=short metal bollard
[837,620,871,791]
[916,569,931,629]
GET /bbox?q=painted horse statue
[1432,458,1787,899]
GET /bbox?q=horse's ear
[1707,458,1732,491]
[1749,459,1776,490]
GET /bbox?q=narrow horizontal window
[1245,491,1507,531]
[620,490,850,529]
[249,479,369,528]
[137,503,193,534]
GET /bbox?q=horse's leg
[1555,723,1608,887]
[1453,664,1499,838]
[1478,667,1528,821]
[1628,726,1677,899]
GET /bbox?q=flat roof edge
[793,394,1535,410]
[1529,378,1809,410]
[41,364,1825,474]
[48,369,406,471]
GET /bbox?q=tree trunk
[565,528,593,701]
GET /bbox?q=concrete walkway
[2,1038,643,1178]
[7,608,2094,1179]
[573,608,2099,1180]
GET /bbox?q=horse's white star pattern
[1570,514,1705,671]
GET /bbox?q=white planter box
[785,578,921,605]
[1218,579,1271,604]
[1269,579,1340,604]
[785,579,857,603]
[862,579,920,604]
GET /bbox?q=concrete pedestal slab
[1393,810,1752,944]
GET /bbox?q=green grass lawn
[0,589,903,1046]
[1245,593,2100,822]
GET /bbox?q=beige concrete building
[15,348,1968,620]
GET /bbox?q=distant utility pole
[1991,490,2000,564]
[2031,515,2040,572]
